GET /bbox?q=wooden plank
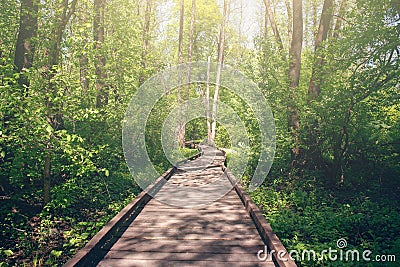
[143,197,246,207]
[107,244,264,254]
[103,251,272,262]
[136,209,249,216]
[141,206,248,212]
[122,225,258,236]
[108,239,265,253]
[65,146,292,267]
[126,219,256,229]
[122,225,259,234]
[117,232,260,240]
[97,259,275,267]
[131,213,251,221]
[223,167,297,267]
[63,167,175,267]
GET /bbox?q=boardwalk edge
[222,165,298,267]
[63,167,176,267]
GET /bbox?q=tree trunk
[94,0,108,108]
[312,0,318,36]
[179,0,196,148]
[43,0,77,205]
[285,0,293,47]
[308,0,333,99]
[328,0,336,38]
[139,0,152,85]
[176,0,185,147]
[333,0,347,38]
[79,55,89,99]
[287,0,303,164]
[306,0,333,167]
[210,0,227,144]
[14,0,38,90]
[263,0,283,51]
[78,1,89,100]
[206,56,212,143]
[264,2,268,40]
[43,149,51,205]
[262,2,269,61]
[304,0,309,46]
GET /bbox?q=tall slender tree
[94,0,108,108]
[287,0,303,163]
[179,0,196,147]
[333,0,347,38]
[176,0,185,147]
[263,0,283,51]
[77,1,90,99]
[140,0,153,85]
[306,0,334,166]
[206,56,212,143]
[210,0,228,144]
[14,0,38,90]
[308,0,333,99]
[43,0,78,204]
[285,0,293,47]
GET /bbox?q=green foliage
[251,173,400,267]
[180,147,199,159]
[1,0,399,266]
[0,171,139,266]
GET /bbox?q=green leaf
[50,250,62,258]
[3,250,13,257]
[46,125,53,134]
[105,169,109,177]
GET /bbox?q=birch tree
[210,0,228,144]
[178,0,196,147]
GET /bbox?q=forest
[0,0,399,266]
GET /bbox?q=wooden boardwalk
[65,146,296,267]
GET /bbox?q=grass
[179,147,200,159]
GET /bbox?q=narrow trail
[65,145,296,267]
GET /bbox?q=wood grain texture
[65,145,295,267]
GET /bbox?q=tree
[305,0,334,166]
[140,0,153,85]
[176,0,185,147]
[308,0,333,100]
[333,0,347,38]
[94,0,108,108]
[77,1,90,99]
[263,0,284,51]
[285,0,293,46]
[210,0,228,144]
[287,0,303,164]
[14,0,38,90]
[43,0,78,204]
[205,56,212,143]
[178,0,196,147]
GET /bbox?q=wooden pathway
[65,145,296,267]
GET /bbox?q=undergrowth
[250,167,400,267]
[0,172,140,266]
